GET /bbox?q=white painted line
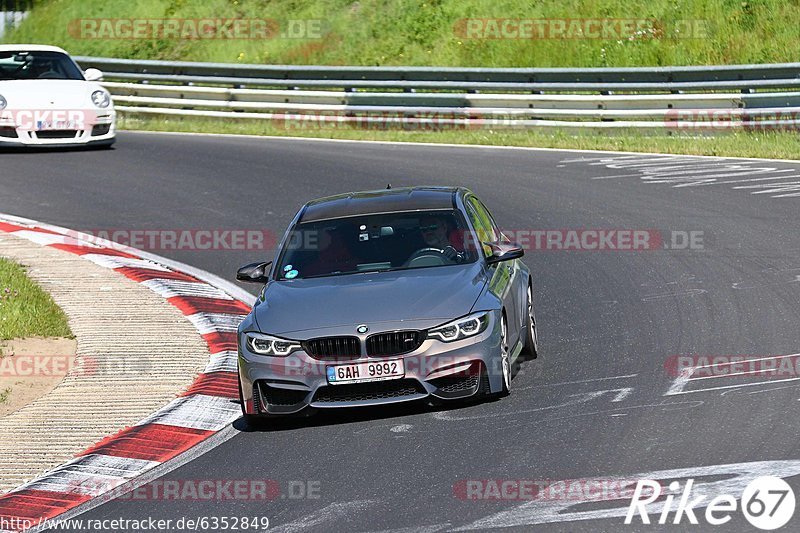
[691,352,800,370]
[715,174,800,184]
[668,376,800,395]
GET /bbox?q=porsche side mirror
[83,68,104,82]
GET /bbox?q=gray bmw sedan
[236,186,537,422]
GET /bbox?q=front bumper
[238,312,504,415]
[0,110,116,147]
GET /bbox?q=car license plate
[36,120,80,131]
[326,359,404,385]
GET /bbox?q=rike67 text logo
[627,476,795,530]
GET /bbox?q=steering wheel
[404,247,447,268]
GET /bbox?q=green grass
[5,0,800,67]
[0,258,73,341]
[0,387,10,404]
[119,114,800,160]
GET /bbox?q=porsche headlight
[0,95,6,110]
[428,311,490,342]
[91,90,110,108]
[245,332,302,356]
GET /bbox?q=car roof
[299,186,467,223]
[0,44,70,54]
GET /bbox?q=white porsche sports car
[0,45,115,148]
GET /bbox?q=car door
[464,195,521,339]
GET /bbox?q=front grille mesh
[367,330,423,356]
[431,373,480,393]
[36,130,78,139]
[303,336,361,360]
[91,124,111,136]
[313,379,425,403]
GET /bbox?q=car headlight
[428,311,490,342]
[91,90,110,108]
[245,332,302,356]
[0,95,6,110]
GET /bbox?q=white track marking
[664,368,695,396]
[134,394,241,431]
[141,278,234,299]
[563,154,800,198]
[433,387,635,421]
[266,500,376,533]
[641,289,707,301]
[81,254,170,271]
[14,455,159,496]
[518,373,637,390]
[453,460,800,529]
[203,350,239,373]
[186,312,247,334]
[665,354,800,395]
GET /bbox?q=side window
[475,198,504,242]
[465,197,496,258]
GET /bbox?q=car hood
[253,263,488,336]
[0,79,107,109]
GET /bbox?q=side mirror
[236,261,272,283]
[84,68,104,82]
[485,242,524,265]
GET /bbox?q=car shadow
[231,394,499,433]
[0,144,114,154]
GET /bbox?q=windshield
[0,51,84,81]
[276,209,479,280]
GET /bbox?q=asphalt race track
[2,131,800,532]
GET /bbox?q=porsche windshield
[276,210,480,280]
[0,51,84,80]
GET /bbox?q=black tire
[521,283,538,360]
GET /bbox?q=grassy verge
[118,114,800,160]
[6,0,800,67]
[0,258,73,341]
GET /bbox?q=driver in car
[419,215,467,263]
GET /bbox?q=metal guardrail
[74,56,800,129]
